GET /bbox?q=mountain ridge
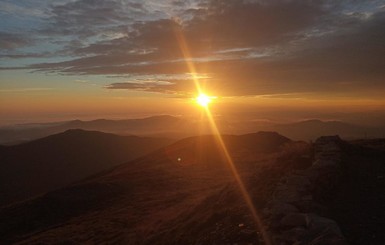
[0,129,173,207]
[1,116,383,145]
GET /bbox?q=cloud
[0,53,50,59]
[0,1,47,18]
[40,0,141,38]
[2,0,385,97]
[0,32,31,50]
[185,0,328,49]
[105,80,196,95]
[0,88,54,92]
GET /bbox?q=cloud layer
[1,0,385,97]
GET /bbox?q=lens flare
[172,20,272,245]
[196,94,212,107]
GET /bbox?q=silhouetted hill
[268,119,380,140]
[62,115,183,132]
[238,132,291,151]
[0,129,173,206]
[0,132,297,244]
[1,116,383,145]
[0,115,188,145]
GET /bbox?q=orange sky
[1,1,385,126]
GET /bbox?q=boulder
[280,213,310,228]
[312,159,339,168]
[269,202,299,219]
[308,215,343,237]
[280,227,307,243]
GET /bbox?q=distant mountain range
[0,115,383,145]
[0,129,173,206]
[0,115,187,145]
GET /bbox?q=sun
[196,93,212,107]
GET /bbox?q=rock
[280,227,307,243]
[285,176,311,187]
[270,202,299,217]
[265,135,347,245]
[312,159,339,168]
[285,175,311,192]
[240,228,256,235]
[308,215,343,237]
[274,188,302,204]
[307,235,348,245]
[314,136,342,145]
[318,142,341,153]
[280,213,310,228]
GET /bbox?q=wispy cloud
[0,88,55,92]
[0,2,47,18]
[0,32,32,50]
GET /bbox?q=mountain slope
[0,132,296,244]
[0,129,173,206]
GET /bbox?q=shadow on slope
[0,129,173,207]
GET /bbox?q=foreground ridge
[264,136,347,244]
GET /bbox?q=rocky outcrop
[264,136,348,245]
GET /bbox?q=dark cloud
[41,0,141,38]
[32,0,330,58]
[70,19,184,57]
[105,80,196,94]
[0,32,31,50]
[186,0,328,49]
[279,10,385,83]
[0,53,48,59]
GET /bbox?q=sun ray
[203,107,272,244]
[172,19,272,245]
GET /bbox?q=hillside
[0,129,173,207]
[0,132,295,244]
[1,133,384,244]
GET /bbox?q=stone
[308,215,343,237]
[270,202,299,217]
[285,176,311,186]
[314,136,342,145]
[280,213,310,228]
[274,188,302,204]
[280,227,307,243]
[265,135,347,245]
[307,235,348,245]
[312,159,339,168]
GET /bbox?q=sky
[1,0,385,125]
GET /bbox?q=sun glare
[196,94,212,107]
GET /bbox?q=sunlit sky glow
[1,0,385,125]
[196,93,212,107]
